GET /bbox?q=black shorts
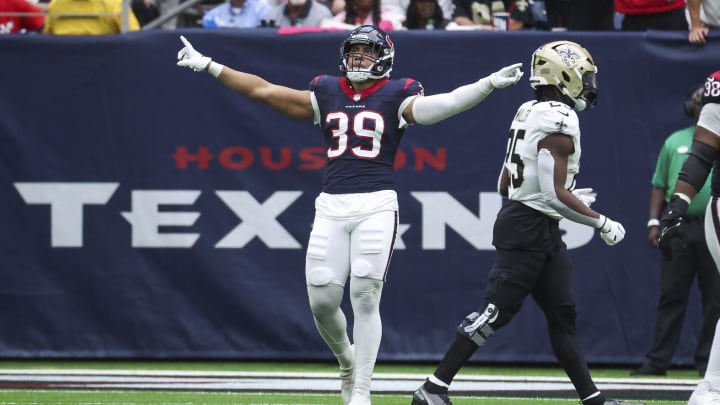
[483,201,576,328]
[492,200,563,254]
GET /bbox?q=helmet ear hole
[561,71,570,83]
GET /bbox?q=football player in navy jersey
[658,71,720,405]
[176,25,523,405]
[411,41,638,405]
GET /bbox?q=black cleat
[411,383,452,405]
[630,365,666,376]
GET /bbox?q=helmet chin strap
[559,86,586,111]
[573,98,587,112]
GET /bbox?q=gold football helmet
[529,41,598,111]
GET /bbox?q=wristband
[207,61,224,78]
[674,192,692,205]
[647,218,660,228]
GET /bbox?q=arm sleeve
[537,148,604,228]
[678,140,715,192]
[411,76,494,125]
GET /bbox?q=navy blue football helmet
[339,25,395,83]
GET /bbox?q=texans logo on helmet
[384,34,394,49]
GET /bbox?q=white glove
[490,63,523,89]
[177,35,211,72]
[572,188,596,208]
[598,215,625,246]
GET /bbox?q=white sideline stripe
[0,369,696,383]
[0,369,697,393]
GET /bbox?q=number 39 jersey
[503,100,581,220]
[309,75,423,194]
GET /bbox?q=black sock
[581,392,606,405]
[423,380,448,394]
[433,335,479,384]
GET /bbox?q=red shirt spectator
[0,0,44,34]
[615,0,685,15]
[615,0,687,31]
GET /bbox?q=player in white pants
[657,70,720,405]
[176,25,523,404]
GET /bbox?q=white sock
[582,391,601,402]
[429,375,449,388]
[704,318,720,388]
[349,277,384,395]
[307,285,353,369]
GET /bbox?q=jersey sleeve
[698,103,720,138]
[534,102,580,138]
[308,75,326,92]
[396,78,424,128]
[702,71,720,105]
[403,78,424,97]
[308,75,326,125]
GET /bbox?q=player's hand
[648,225,660,248]
[598,216,625,246]
[177,35,211,72]
[658,195,690,259]
[658,216,686,260]
[490,63,523,89]
[571,188,596,208]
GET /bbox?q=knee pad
[350,258,375,278]
[307,267,333,286]
[457,303,499,347]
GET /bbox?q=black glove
[658,195,689,260]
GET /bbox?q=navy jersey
[701,71,720,107]
[309,75,424,194]
[700,71,720,195]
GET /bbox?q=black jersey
[309,75,424,194]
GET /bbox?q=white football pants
[702,197,720,387]
[305,207,398,398]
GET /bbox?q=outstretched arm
[176,36,314,121]
[404,63,523,125]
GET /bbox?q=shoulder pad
[532,101,580,136]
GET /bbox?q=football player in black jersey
[177,25,523,405]
[411,41,639,405]
[659,71,720,405]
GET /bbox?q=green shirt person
[632,85,720,378]
[649,125,712,245]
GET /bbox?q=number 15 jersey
[502,100,581,220]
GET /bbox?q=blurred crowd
[0,0,716,43]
